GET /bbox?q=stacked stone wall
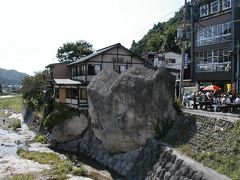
[163,113,235,153]
[56,113,235,180]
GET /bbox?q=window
[213,50,218,62]
[94,64,101,74]
[55,88,59,98]
[79,65,86,75]
[66,89,71,98]
[195,49,231,72]
[195,22,231,47]
[88,64,95,75]
[168,58,176,64]
[222,0,231,10]
[88,64,101,75]
[114,65,126,74]
[72,66,78,76]
[72,89,78,99]
[207,51,212,63]
[80,88,87,100]
[66,88,78,99]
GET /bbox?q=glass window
[207,51,212,63]
[80,88,87,100]
[213,26,217,37]
[223,49,229,62]
[213,50,218,62]
[120,65,126,74]
[219,49,224,63]
[55,88,59,98]
[94,64,101,74]
[66,89,71,98]
[72,89,78,99]
[217,24,223,36]
[88,64,95,75]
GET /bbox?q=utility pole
[237,40,239,95]
[178,0,187,102]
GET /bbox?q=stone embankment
[163,112,236,153]
[56,111,235,179]
[57,128,228,180]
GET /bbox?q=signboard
[210,1,220,14]
[200,4,209,17]
[184,54,188,69]
[222,0,231,10]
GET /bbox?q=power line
[122,7,181,43]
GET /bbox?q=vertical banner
[227,83,231,91]
[184,54,188,69]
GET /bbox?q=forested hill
[130,8,188,56]
[0,68,28,85]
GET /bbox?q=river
[0,108,115,179]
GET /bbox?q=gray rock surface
[51,113,89,143]
[87,67,176,153]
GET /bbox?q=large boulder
[51,113,89,143]
[87,67,176,154]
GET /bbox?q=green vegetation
[130,10,182,56]
[21,70,50,111]
[56,40,93,63]
[177,122,240,180]
[71,166,87,176]
[42,103,80,130]
[8,119,21,130]
[17,148,61,164]
[0,95,23,113]
[17,148,87,179]
[173,98,183,114]
[34,134,48,144]
[10,173,36,180]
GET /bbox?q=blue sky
[0,0,183,75]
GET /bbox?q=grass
[16,148,88,179]
[0,94,23,113]
[17,148,61,164]
[10,173,36,180]
[34,134,48,144]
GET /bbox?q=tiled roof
[54,79,81,85]
[68,43,122,66]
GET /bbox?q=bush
[34,134,48,144]
[71,166,87,176]
[173,98,183,114]
[42,103,80,131]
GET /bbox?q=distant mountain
[0,68,28,85]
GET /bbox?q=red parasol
[202,85,221,91]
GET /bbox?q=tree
[21,70,50,110]
[56,40,93,63]
[0,83,2,94]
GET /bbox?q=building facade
[69,43,145,83]
[143,51,188,80]
[191,0,240,94]
[46,43,145,109]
